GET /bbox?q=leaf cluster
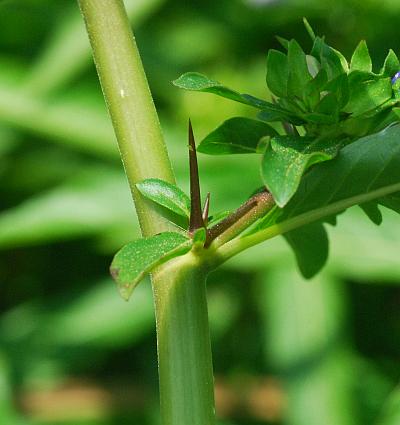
[111,20,400,296]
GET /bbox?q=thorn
[202,192,210,227]
[188,119,204,233]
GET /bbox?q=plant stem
[78,2,216,424]
[78,0,174,236]
[153,253,215,425]
[217,181,400,262]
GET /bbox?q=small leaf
[287,39,312,99]
[192,227,206,247]
[284,222,329,279]
[324,74,350,108]
[303,69,328,110]
[276,36,289,50]
[198,117,278,155]
[359,202,382,225]
[173,72,276,111]
[380,192,400,214]
[303,17,316,41]
[266,49,288,97]
[257,109,305,125]
[311,37,348,79]
[380,49,400,77]
[110,232,191,300]
[344,78,393,116]
[350,40,372,73]
[136,178,190,218]
[315,92,339,119]
[306,55,320,78]
[261,136,339,207]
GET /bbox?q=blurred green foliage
[0,1,399,424]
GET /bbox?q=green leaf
[380,49,400,77]
[110,232,191,301]
[192,227,207,247]
[136,178,190,217]
[303,17,316,41]
[380,192,400,214]
[344,78,393,116]
[198,117,278,155]
[350,40,372,73]
[303,69,328,110]
[276,36,289,50]
[311,37,348,80]
[284,222,329,278]
[315,92,339,119]
[173,72,281,113]
[287,39,312,99]
[266,49,288,97]
[280,124,400,221]
[261,135,339,207]
[324,74,350,108]
[360,202,383,225]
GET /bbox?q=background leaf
[198,117,278,154]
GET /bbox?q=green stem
[217,181,400,262]
[78,0,174,236]
[78,2,216,424]
[153,253,215,425]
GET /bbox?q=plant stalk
[78,2,216,424]
[153,253,215,425]
[78,0,174,236]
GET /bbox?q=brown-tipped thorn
[202,192,211,227]
[188,119,205,233]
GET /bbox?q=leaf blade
[110,232,191,300]
[284,222,329,279]
[198,117,278,155]
[136,178,190,218]
[261,135,339,207]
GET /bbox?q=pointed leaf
[315,92,339,119]
[110,232,192,301]
[266,49,288,97]
[136,178,190,218]
[287,39,312,99]
[344,78,392,116]
[276,36,289,50]
[303,69,328,110]
[173,72,280,113]
[261,135,339,207]
[198,117,278,155]
[380,49,400,77]
[303,17,316,41]
[359,202,383,225]
[284,222,329,279]
[350,40,372,72]
[192,227,207,247]
[311,37,348,79]
[324,73,350,108]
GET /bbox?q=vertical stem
[153,254,215,425]
[78,0,175,236]
[78,2,216,424]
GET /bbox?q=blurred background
[0,0,399,424]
